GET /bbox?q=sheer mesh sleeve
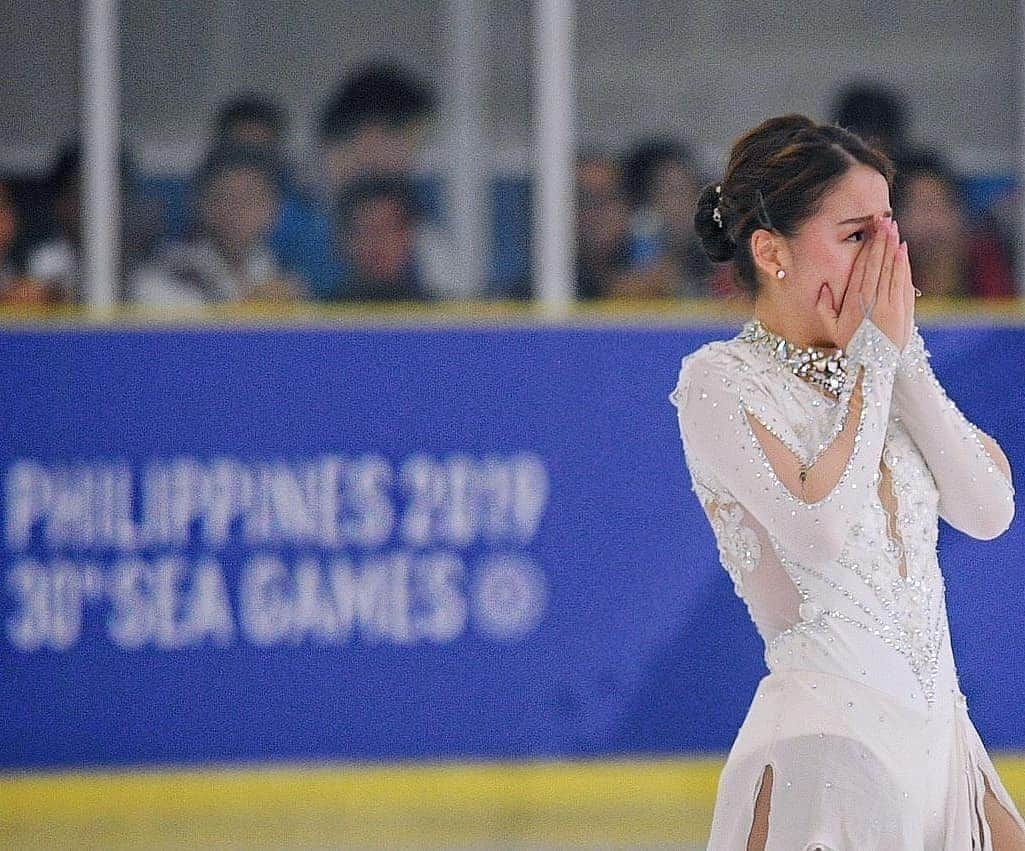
[671,317,900,567]
[892,327,1015,539]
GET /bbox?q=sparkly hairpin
[712,184,724,228]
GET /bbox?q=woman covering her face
[670,114,1023,849]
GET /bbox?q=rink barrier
[2,301,1023,847]
[2,755,1023,846]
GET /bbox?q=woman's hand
[817,217,915,351]
[898,235,916,347]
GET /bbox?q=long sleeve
[891,327,1015,539]
[672,317,900,567]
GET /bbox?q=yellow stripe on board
[2,755,1024,849]
[2,757,714,849]
[0,296,1024,330]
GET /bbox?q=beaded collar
[738,319,848,398]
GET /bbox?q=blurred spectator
[831,81,911,165]
[213,94,287,150]
[317,63,435,191]
[24,145,83,302]
[131,145,303,306]
[621,136,714,297]
[832,82,1016,296]
[574,153,633,299]
[316,62,459,300]
[212,92,336,300]
[328,173,431,302]
[893,149,1016,298]
[0,180,50,305]
[25,141,163,302]
[983,183,1023,282]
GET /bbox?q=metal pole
[82,0,120,310]
[532,0,575,312]
[446,0,489,299]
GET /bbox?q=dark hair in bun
[695,114,894,294]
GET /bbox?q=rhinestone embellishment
[739,319,849,397]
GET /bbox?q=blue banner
[2,322,1023,770]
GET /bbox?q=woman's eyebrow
[836,211,893,225]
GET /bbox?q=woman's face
[778,163,892,343]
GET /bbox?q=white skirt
[707,669,1025,850]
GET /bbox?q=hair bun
[694,182,736,262]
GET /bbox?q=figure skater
[671,114,1024,849]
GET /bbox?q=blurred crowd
[0,67,1018,308]
[576,84,1019,301]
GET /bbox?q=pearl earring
[776,269,786,279]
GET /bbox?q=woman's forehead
[819,166,891,222]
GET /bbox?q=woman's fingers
[842,226,871,313]
[900,242,915,345]
[859,217,890,315]
[872,220,912,348]
[886,220,914,348]
[853,217,910,348]
[815,281,838,333]
[840,218,878,323]
[880,219,900,304]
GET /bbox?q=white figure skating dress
[671,316,1023,849]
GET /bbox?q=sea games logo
[1,453,549,651]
